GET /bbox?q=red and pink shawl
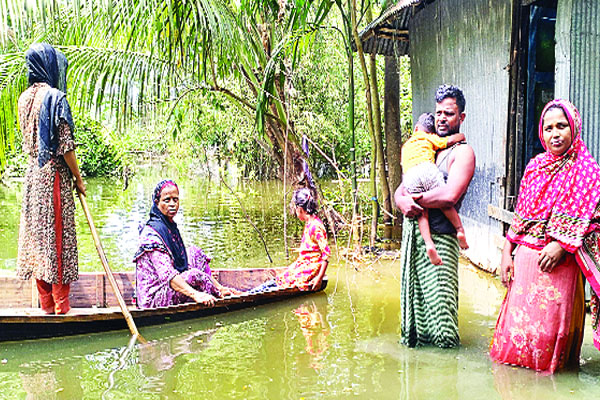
[507,99,600,350]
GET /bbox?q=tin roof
[356,0,422,56]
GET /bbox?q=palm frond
[0,51,26,170]
[0,0,334,174]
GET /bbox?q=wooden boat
[0,268,327,342]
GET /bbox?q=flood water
[0,170,302,273]
[1,171,600,399]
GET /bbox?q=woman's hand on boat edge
[216,285,243,297]
[191,291,216,306]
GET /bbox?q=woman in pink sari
[490,99,600,374]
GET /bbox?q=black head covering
[25,43,74,167]
[146,180,189,273]
[26,43,59,87]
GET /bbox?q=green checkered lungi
[400,218,460,348]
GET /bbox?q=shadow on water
[2,172,600,398]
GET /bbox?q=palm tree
[0,0,345,224]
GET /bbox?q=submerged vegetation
[0,0,412,245]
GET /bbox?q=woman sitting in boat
[251,188,330,293]
[134,180,238,308]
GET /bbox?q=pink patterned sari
[490,99,600,373]
[490,246,585,373]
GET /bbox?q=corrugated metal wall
[409,0,513,270]
[564,0,600,159]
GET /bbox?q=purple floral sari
[134,226,219,308]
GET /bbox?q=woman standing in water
[490,99,600,373]
[17,43,85,314]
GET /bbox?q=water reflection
[492,364,561,399]
[137,329,218,395]
[0,170,303,273]
[3,172,600,398]
[1,262,600,399]
[19,368,83,400]
[293,301,330,370]
[103,334,140,399]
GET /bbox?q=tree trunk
[384,55,402,227]
[238,23,347,233]
[350,0,379,247]
[263,89,345,232]
[369,139,378,248]
[369,53,392,235]
[347,40,361,251]
[348,48,357,215]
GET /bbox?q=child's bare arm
[446,133,466,146]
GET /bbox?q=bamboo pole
[77,191,144,342]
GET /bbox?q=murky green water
[0,170,303,272]
[1,171,600,399]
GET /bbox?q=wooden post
[384,55,402,227]
[77,192,145,342]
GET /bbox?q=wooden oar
[77,191,145,342]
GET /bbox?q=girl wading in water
[490,99,600,373]
[17,43,85,314]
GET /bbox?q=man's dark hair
[416,112,435,133]
[435,84,466,113]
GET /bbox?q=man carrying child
[395,84,476,348]
[401,112,469,266]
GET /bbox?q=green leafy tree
[0,0,346,224]
[73,112,122,177]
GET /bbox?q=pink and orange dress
[275,216,330,291]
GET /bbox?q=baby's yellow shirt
[401,130,448,171]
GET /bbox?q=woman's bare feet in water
[426,243,443,265]
[456,228,469,250]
